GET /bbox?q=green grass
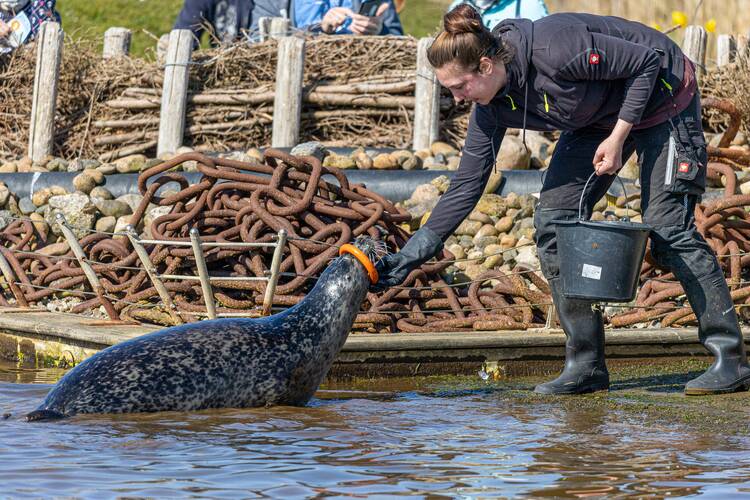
[57,0,451,58]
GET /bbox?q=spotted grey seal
[26,237,382,421]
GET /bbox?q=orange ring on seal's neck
[339,244,378,284]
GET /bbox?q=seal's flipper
[26,409,66,421]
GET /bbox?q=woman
[0,0,60,54]
[373,5,750,395]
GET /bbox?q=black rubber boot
[534,278,609,395]
[682,271,750,395]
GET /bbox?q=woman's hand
[0,20,11,39]
[349,2,389,35]
[320,7,354,34]
[593,119,633,176]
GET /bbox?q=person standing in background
[174,0,254,45]
[0,0,60,54]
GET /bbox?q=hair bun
[444,4,484,35]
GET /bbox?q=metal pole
[262,229,287,316]
[189,228,216,320]
[126,226,183,325]
[55,213,120,321]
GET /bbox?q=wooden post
[717,34,736,66]
[28,21,63,164]
[271,35,305,148]
[413,37,440,152]
[258,17,272,41]
[259,17,290,41]
[157,29,193,157]
[261,229,287,316]
[102,27,132,59]
[189,228,216,320]
[737,34,749,60]
[682,26,707,83]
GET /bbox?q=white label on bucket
[581,264,602,280]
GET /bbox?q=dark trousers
[533,94,721,287]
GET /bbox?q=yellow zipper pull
[543,91,550,113]
[505,95,517,110]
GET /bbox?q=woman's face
[435,58,506,106]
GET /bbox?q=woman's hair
[427,4,514,71]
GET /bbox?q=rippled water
[2,361,750,498]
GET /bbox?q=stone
[37,241,69,256]
[66,158,85,172]
[176,146,194,155]
[475,223,499,238]
[430,175,451,194]
[740,180,750,195]
[495,215,514,233]
[96,163,118,175]
[351,148,373,170]
[732,131,747,147]
[114,215,134,236]
[392,150,419,170]
[18,197,35,215]
[430,141,459,157]
[473,235,498,250]
[458,235,474,248]
[593,196,609,212]
[95,216,117,234]
[32,186,67,207]
[72,173,98,194]
[464,262,484,280]
[523,130,555,161]
[16,157,32,173]
[29,212,48,237]
[414,149,431,160]
[144,205,172,231]
[116,193,145,213]
[447,243,465,260]
[46,158,68,172]
[0,210,13,230]
[515,244,540,270]
[475,194,507,217]
[500,234,518,249]
[89,186,114,200]
[484,169,503,195]
[114,154,148,173]
[144,158,162,169]
[455,219,482,236]
[45,193,97,239]
[423,156,444,170]
[372,153,397,170]
[619,155,639,180]
[0,183,8,207]
[505,192,522,210]
[246,148,264,163]
[291,141,329,162]
[404,184,440,220]
[482,244,505,269]
[94,199,132,218]
[323,153,356,170]
[82,159,101,170]
[468,210,492,224]
[495,135,531,170]
[0,162,17,173]
[446,157,461,171]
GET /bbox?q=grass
[56,0,452,58]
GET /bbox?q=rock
[114,154,148,173]
[515,244,540,270]
[66,158,85,172]
[29,213,49,238]
[372,153,397,170]
[404,184,440,220]
[505,192,522,209]
[593,196,608,212]
[392,150,419,170]
[423,156,444,170]
[158,151,175,161]
[495,135,531,170]
[434,153,446,164]
[475,223,499,239]
[468,210,492,224]
[414,149,431,160]
[246,148,264,163]
[73,172,98,194]
[95,216,117,234]
[455,219,482,236]
[144,205,172,231]
[430,175,451,194]
[89,186,114,200]
[94,199,132,218]
[114,215,134,236]
[144,158,162,169]
[523,130,555,161]
[475,194,507,217]
[495,215,514,233]
[473,235,498,250]
[32,186,67,207]
[732,131,747,147]
[17,157,32,173]
[6,196,19,216]
[500,234,518,249]
[116,193,145,213]
[482,244,504,269]
[45,194,97,239]
[464,262,484,280]
[82,159,101,170]
[46,158,68,172]
[430,141,459,157]
[458,235,473,248]
[37,241,70,256]
[31,165,48,173]
[323,153,357,170]
[591,211,606,221]
[619,155,639,180]
[447,243,465,260]
[176,146,194,155]
[740,180,750,195]
[446,157,461,171]
[291,141,329,162]
[0,183,8,207]
[0,210,13,230]
[96,163,118,175]
[18,197,35,215]
[0,162,17,173]
[351,148,373,170]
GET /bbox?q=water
[2,361,750,498]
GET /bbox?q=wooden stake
[682,26,708,83]
[102,27,132,59]
[413,37,440,151]
[157,29,192,157]
[28,22,63,163]
[271,35,305,148]
[717,34,737,66]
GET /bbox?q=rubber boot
[534,278,609,395]
[683,271,750,395]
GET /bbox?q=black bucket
[553,173,652,302]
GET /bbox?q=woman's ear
[478,57,493,75]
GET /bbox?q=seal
[26,237,384,421]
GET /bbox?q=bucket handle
[578,172,632,222]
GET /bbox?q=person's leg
[533,128,635,395]
[635,95,750,395]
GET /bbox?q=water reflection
[2,361,750,497]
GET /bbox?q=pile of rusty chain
[0,149,552,332]
[611,97,750,327]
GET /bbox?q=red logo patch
[589,52,600,65]
[678,162,690,173]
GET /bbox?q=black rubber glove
[371,226,444,292]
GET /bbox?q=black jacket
[174,0,254,44]
[425,12,688,240]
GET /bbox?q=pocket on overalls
[665,134,706,195]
